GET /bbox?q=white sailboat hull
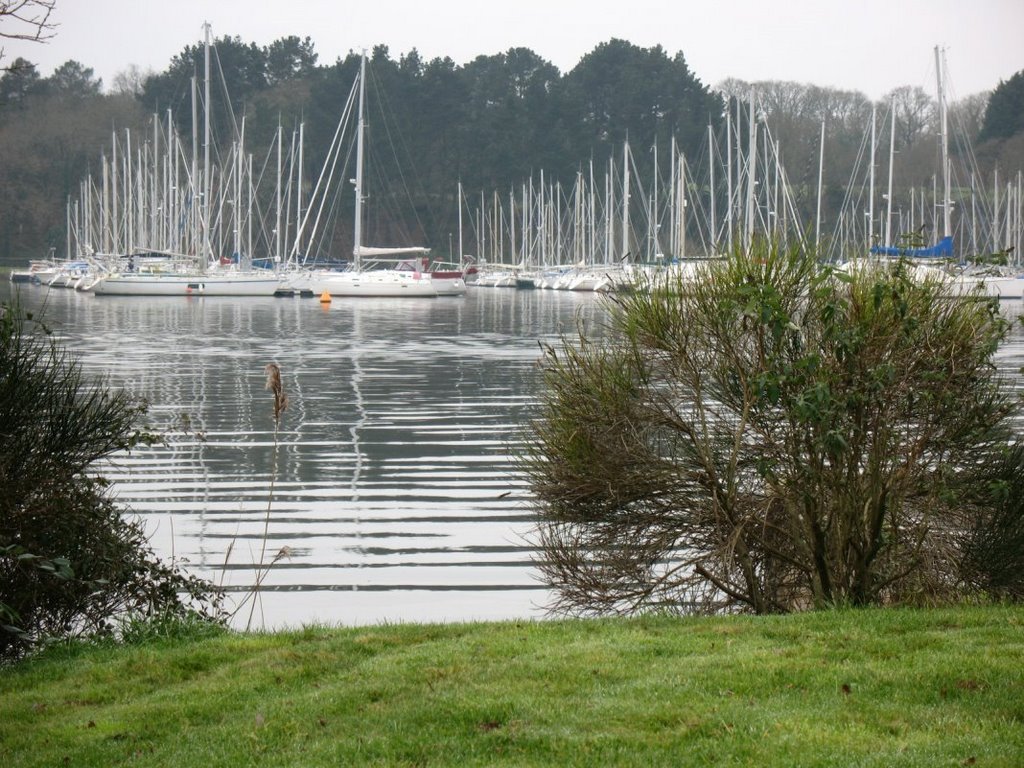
[474,270,518,288]
[92,272,282,296]
[430,272,468,296]
[948,273,1024,299]
[290,269,439,298]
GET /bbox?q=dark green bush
[0,302,222,662]
[960,443,1024,601]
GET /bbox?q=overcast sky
[4,0,1022,100]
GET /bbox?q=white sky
[3,0,1022,100]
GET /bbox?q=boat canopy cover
[869,235,953,259]
[355,246,431,258]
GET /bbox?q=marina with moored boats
[9,41,1024,301]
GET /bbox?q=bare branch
[0,0,57,71]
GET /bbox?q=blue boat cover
[869,235,953,259]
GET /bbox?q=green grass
[2,606,1022,766]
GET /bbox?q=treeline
[1,35,1023,262]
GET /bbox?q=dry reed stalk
[264,362,288,422]
[243,363,290,630]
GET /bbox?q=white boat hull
[290,269,440,298]
[475,271,518,288]
[949,273,1024,299]
[92,273,282,296]
[430,272,468,296]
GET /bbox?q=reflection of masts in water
[349,354,366,501]
[165,337,212,571]
[349,338,367,589]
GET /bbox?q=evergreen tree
[562,39,721,162]
[264,35,317,85]
[979,70,1024,141]
[0,57,41,108]
[45,60,102,97]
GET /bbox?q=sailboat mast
[726,108,733,252]
[151,114,158,251]
[708,123,716,254]
[112,132,119,254]
[679,152,687,260]
[621,139,630,260]
[521,182,528,264]
[191,75,198,257]
[247,152,253,263]
[101,152,110,254]
[745,89,756,251]
[868,104,876,251]
[203,21,212,264]
[652,140,659,260]
[815,120,824,250]
[276,122,282,265]
[457,180,463,263]
[296,121,304,260]
[885,98,895,248]
[125,128,133,255]
[166,109,173,252]
[353,52,367,269]
[588,159,596,265]
[605,157,612,264]
[935,46,951,239]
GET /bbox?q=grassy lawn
[1,606,1022,766]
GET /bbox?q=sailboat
[90,263,282,296]
[868,48,1023,299]
[291,53,456,299]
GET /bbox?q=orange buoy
[319,291,332,304]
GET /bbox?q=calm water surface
[6,281,1023,628]
[7,282,608,629]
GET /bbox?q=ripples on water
[8,285,606,628]
[6,283,1024,629]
